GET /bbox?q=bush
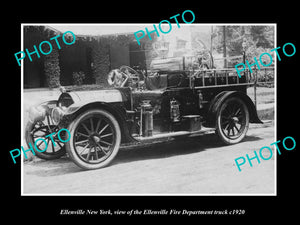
[72,71,85,86]
[44,48,61,88]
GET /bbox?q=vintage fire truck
[25,58,262,170]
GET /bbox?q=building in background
[23,25,213,89]
[23,25,156,89]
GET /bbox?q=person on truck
[107,69,129,87]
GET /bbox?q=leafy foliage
[212,26,275,66]
[72,71,85,86]
[90,41,110,85]
[44,48,61,88]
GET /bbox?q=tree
[250,26,274,48]
[212,25,275,67]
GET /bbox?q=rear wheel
[65,109,121,170]
[216,97,249,144]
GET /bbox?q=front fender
[60,101,134,144]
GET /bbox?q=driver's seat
[145,72,168,90]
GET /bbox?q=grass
[247,86,274,121]
[247,86,274,105]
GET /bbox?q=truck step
[134,127,216,141]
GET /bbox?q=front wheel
[216,97,249,144]
[25,115,66,160]
[65,109,121,170]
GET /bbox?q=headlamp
[51,107,66,125]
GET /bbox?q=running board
[134,127,216,141]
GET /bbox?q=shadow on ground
[24,133,262,177]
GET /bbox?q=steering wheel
[119,65,140,84]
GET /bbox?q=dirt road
[22,122,275,195]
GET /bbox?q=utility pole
[210,26,213,68]
[223,26,227,68]
[210,26,213,55]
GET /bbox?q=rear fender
[206,91,263,126]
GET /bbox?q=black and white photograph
[21,24,276,195]
[4,5,299,221]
